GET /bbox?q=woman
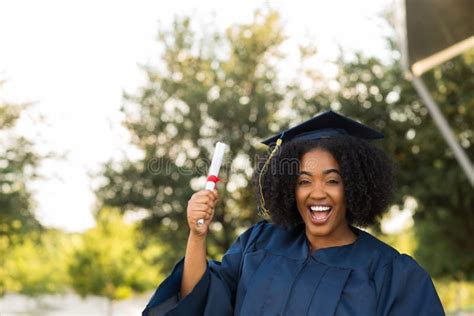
[143,111,444,315]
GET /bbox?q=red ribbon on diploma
[207,175,221,183]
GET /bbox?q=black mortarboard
[261,110,384,146]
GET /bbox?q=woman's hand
[186,189,218,237]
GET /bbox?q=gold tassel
[258,138,283,217]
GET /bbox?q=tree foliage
[0,81,41,240]
[96,9,296,268]
[68,208,162,304]
[0,230,71,296]
[318,48,474,280]
[96,7,473,283]
[0,81,43,296]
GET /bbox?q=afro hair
[254,136,394,227]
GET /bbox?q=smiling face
[295,149,355,250]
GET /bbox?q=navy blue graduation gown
[143,221,444,315]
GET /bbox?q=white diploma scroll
[197,142,228,226]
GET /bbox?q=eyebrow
[299,169,341,176]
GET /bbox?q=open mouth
[307,205,333,224]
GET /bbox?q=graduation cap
[258,110,383,216]
[261,110,384,146]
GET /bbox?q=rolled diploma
[197,142,228,226]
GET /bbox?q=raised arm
[143,190,265,316]
[181,189,218,298]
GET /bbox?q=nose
[309,182,327,200]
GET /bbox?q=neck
[307,225,357,252]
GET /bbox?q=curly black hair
[254,136,394,227]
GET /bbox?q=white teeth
[310,205,331,212]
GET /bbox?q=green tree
[0,81,43,296]
[0,82,41,239]
[96,9,296,269]
[1,230,71,296]
[68,208,162,316]
[312,46,473,280]
[95,5,473,286]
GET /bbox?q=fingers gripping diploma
[187,190,219,235]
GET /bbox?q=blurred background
[0,0,472,315]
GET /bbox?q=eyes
[297,178,340,186]
[297,179,311,185]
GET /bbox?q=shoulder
[363,233,444,313]
[352,229,429,276]
[240,220,287,245]
[233,220,273,249]
[236,220,303,255]
[356,229,400,262]
[376,251,431,282]
[355,230,430,279]
[240,220,287,238]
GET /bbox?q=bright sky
[0,0,392,232]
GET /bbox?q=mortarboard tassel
[258,135,284,217]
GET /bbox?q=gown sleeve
[374,254,445,316]
[142,221,267,316]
